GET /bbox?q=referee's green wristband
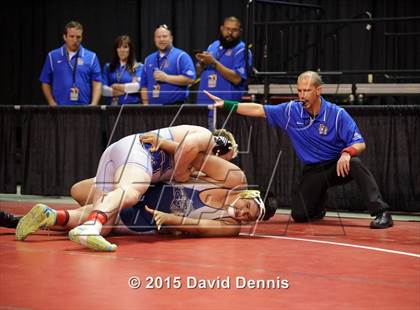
[223,100,239,112]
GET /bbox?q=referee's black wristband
[223,100,239,112]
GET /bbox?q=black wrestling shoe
[311,209,327,221]
[370,211,393,229]
[0,210,22,228]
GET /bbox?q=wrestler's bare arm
[145,206,240,237]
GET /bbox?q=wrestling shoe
[16,204,56,241]
[68,225,117,252]
[370,211,393,229]
[0,210,22,228]
[311,209,327,221]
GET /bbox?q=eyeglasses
[155,24,170,31]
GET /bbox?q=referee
[206,71,393,229]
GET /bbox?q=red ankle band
[87,211,108,225]
[55,210,69,226]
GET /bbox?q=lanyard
[115,65,126,82]
[156,47,173,71]
[215,45,226,61]
[66,49,80,87]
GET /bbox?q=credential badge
[319,123,328,135]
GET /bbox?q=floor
[0,199,419,309]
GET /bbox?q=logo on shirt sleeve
[352,132,362,141]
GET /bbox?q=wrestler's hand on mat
[145,205,174,230]
[204,90,224,109]
[336,152,351,177]
[139,132,161,152]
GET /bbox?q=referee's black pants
[291,157,390,222]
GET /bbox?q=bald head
[154,25,173,52]
[296,71,323,112]
[297,71,323,87]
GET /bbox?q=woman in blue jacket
[102,35,143,105]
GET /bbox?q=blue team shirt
[102,62,143,104]
[197,40,252,104]
[263,97,365,164]
[39,45,101,105]
[140,47,196,104]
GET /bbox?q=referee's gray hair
[297,71,323,87]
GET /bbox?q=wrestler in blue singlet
[119,181,231,232]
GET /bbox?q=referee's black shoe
[311,209,327,221]
[370,211,393,229]
[0,210,22,229]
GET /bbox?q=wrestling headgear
[227,190,266,223]
[212,135,232,156]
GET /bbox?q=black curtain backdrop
[103,105,208,146]
[252,0,420,84]
[20,107,103,196]
[2,0,419,105]
[0,107,17,193]
[1,105,419,213]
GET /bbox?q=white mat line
[240,233,420,258]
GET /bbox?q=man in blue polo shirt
[206,71,393,229]
[140,25,196,105]
[39,21,102,106]
[196,16,252,105]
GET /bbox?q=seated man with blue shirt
[206,71,393,229]
[140,25,196,105]
[195,16,252,105]
[39,21,102,106]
